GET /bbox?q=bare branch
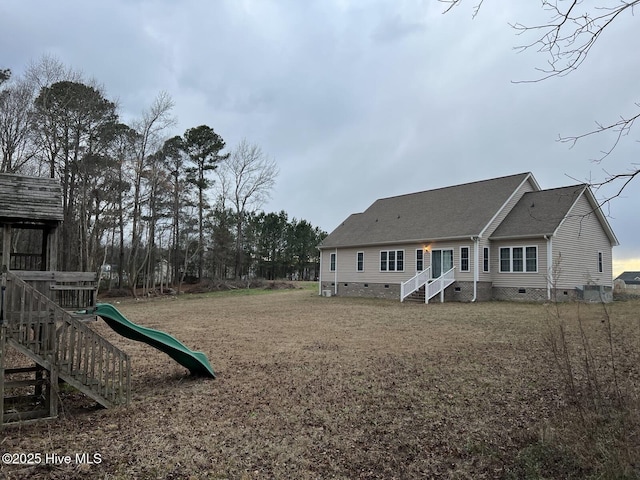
[591,168,640,203]
[439,0,484,18]
[510,0,640,83]
[566,167,640,215]
[558,106,640,163]
[442,1,640,201]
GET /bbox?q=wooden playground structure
[0,174,130,426]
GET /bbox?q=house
[614,271,640,295]
[615,271,640,285]
[318,172,618,303]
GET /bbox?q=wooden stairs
[1,270,130,425]
[404,285,426,303]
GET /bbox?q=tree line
[0,56,326,295]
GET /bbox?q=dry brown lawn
[1,285,639,479]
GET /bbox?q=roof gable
[615,271,640,284]
[321,172,533,248]
[490,184,619,246]
[573,186,619,246]
[490,185,586,240]
[490,184,618,246]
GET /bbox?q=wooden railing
[0,253,43,271]
[400,267,432,302]
[3,271,130,407]
[13,271,97,310]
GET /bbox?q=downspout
[544,235,552,301]
[334,248,338,296]
[471,236,478,302]
[318,249,322,296]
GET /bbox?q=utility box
[576,285,613,303]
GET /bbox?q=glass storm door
[431,249,453,278]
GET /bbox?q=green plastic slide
[93,303,215,378]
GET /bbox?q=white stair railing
[426,267,456,304]
[400,267,431,301]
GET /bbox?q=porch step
[404,286,426,303]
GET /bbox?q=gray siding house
[318,172,618,302]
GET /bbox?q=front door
[431,249,453,278]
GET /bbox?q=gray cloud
[1,0,638,270]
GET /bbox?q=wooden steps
[1,271,131,426]
[404,286,426,303]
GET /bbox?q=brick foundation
[321,281,611,303]
[320,281,400,300]
[549,288,578,302]
[492,286,548,302]
[444,281,493,302]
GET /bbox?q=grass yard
[1,285,639,479]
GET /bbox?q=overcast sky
[1,1,638,274]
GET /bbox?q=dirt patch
[1,293,638,479]
[176,279,300,294]
[263,281,298,290]
[98,288,131,298]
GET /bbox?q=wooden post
[46,227,58,272]
[2,225,11,271]
[41,228,48,272]
[0,324,5,427]
[47,364,58,419]
[35,365,44,398]
[0,270,5,426]
[48,306,58,418]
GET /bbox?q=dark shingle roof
[0,174,63,224]
[490,185,585,239]
[320,173,532,248]
[615,272,640,285]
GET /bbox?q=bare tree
[24,54,82,92]
[1,56,84,177]
[218,139,279,279]
[127,92,175,296]
[160,135,193,288]
[0,75,37,173]
[442,0,640,197]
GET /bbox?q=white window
[380,250,404,272]
[526,247,537,272]
[483,247,490,273]
[598,252,603,273]
[460,247,470,272]
[330,253,336,272]
[416,249,424,271]
[357,252,364,272]
[499,246,537,273]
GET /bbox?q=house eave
[319,234,482,250]
[489,233,552,242]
